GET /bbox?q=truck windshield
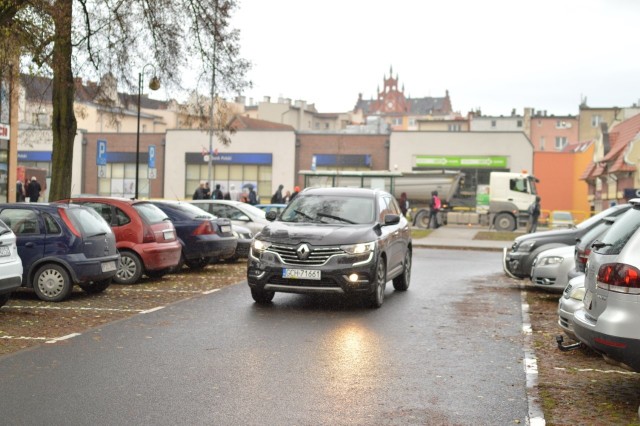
[528,177,538,195]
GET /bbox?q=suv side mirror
[383,214,400,226]
[265,210,278,221]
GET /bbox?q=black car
[503,203,631,279]
[148,201,237,269]
[247,187,412,308]
[0,203,119,302]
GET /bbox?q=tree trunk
[49,0,77,201]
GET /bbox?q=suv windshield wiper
[591,241,612,249]
[292,209,314,222]
[316,212,355,224]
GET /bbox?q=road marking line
[139,306,164,314]
[202,289,220,295]
[554,367,638,375]
[0,335,49,341]
[46,333,81,344]
[520,288,546,425]
[6,305,142,312]
[115,289,203,294]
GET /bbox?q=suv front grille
[267,243,343,266]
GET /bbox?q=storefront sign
[623,188,640,199]
[415,155,507,168]
[0,123,8,140]
[186,152,272,165]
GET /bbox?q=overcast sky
[229,0,640,116]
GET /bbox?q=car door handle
[25,242,35,248]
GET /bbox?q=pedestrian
[212,183,224,200]
[203,182,211,199]
[527,196,541,233]
[283,190,291,203]
[290,186,300,202]
[428,190,441,229]
[26,176,42,203]
[192,181,207,200]
[228,184,240,201]
[248,185,258,205]
[271,184,284,204]
[398,192,409,217]
[16,179,26,202]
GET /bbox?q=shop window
[98,163,149,198]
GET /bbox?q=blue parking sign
[96,139,107,165]
[148,145,156,169]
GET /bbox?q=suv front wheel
[393,250,411,291]
[367,259,386,308]
[251,288,275,304]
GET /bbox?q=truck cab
[489,172,538,231]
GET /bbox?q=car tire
[494,213,516,231]
[185,258,209,270]
[79,278,111,294]
[367,259,386,308]
[146,269,170,279]
[0,293,9,307]
[33,264,73,302]
[114,251,144,284]
[393,249,412,291]
[251,288,275,304]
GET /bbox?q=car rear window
[165,203,214,219]
[133,202,170,225]
[596,207,640,255]
[66,207,113,236]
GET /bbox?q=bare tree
[3,0,250,200]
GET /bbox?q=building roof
[229,115,294,131]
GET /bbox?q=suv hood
[258,221,377,245]
[514,227,578,243]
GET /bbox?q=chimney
[263,96,271,103]
[601,122,610,155]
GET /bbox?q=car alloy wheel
[368,259,386,308]
[393,250,411,291]
[115,251,143,284]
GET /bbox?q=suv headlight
[538,256,563,266]
[341,241,376,254]
[252,239,272,254]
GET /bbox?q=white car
[530,245,575,292]
[188,200,269,235]
[557,275,585,341]
[0,218,23,308]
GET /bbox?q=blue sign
[148,145,156,168]
[18,151,52,161]
[97,139,107,165]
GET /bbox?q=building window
[324,123,330,129]
[540,137,545,151]
[537,119,542,127]
[491,120,497,128]
[98,163,149,198]
[555,136,568,150]
[517,120,522,128]
[408,118,416,126]
[392,117,402,126]
[591,115,601,127]
[448,124,461,132]
[185,163,272,202]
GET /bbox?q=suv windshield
[280,195,374,224]
[576,204,629,230]
[595,207,640,255]
[134,203,170,224]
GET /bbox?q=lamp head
[148,76,161,91]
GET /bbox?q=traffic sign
[97,139,107,165]
[148,145,156,169]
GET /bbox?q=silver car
[557,275,585,341]
[530,245,575,292]
[188,200,269,235]
[573,199,640,371]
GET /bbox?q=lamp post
[135,64,160,199]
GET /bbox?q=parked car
[530,245,575,292]
[573,199,640,371]
[503,203,631,279]
[0,218,23,307]
[247,187,412,308]
[61,197,182,284]
[254,203,288,216]
[188,199,269,235]
[227,224,252,262]
[0,203,119,302]
[147,200,237,269]
[557,275,586,341]
[549,210,575,229]
[569,216,617,280]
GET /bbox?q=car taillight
[597,263,640,293]
[142,225,156,243]
[58,208,81,238]
[577,248,590,265]
[192,221,216,236]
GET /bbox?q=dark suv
[503,203,631,279]
[0,203,119,302]
[247,187,412,308]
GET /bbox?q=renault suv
[62,197,182,284]
[247,187,412,308]
[573,199,640,372]
[0,203,119,302]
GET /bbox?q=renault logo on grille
[296,244,311,260]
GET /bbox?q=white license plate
[282,269,321,280]
[163,230,175,240]
[221,225,231,233]
[583,289,593,309]
[0,246,10,257]
[101,261,117,272]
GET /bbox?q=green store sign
[415,155,507,168]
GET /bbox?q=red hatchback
[61,197,182,284]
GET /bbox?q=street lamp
[135,64,160,199]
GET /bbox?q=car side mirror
[383,214,400,226]
[265,211,277,222]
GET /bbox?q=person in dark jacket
[212,184,224,200]
[527,196,541,233]
[289,186,300,202]
[271,184,284,204]
[26,176,42,202]
[192,181,207,200]
[398,192,409,217]
[16,180,26,202]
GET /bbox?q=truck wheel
[494,213,516,231]
[413,210,430,229]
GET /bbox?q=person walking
[26,176,42,203]
[527,196,541,233]
[247,185,258,205]
[428,190,441,229]
[398,192,409,217]
[289,186,300,202]
[16,179,26,202]
[271,184,284,204]
[212,184,224,200]
[228,184,240,201]
[192,181,207,200]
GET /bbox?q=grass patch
[474,231,523,241]
[410,229,432,239]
